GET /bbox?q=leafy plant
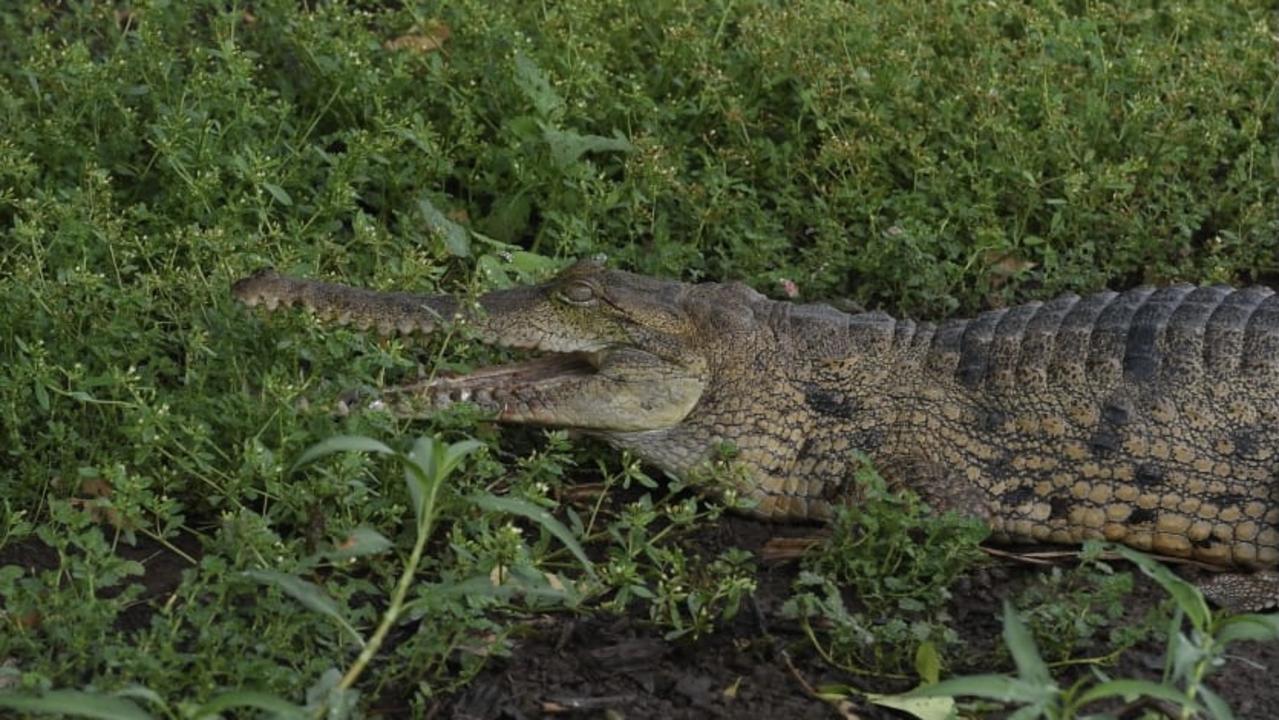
[1013,543,1163,664]
[783,459,988,674]
[883,543,1279,719]
[0,432,594,719]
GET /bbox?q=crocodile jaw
[375,346,707,434]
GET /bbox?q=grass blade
[1001,600,1050,685]
[193,691,309,719]
[0,690,151,720]
[1074,678,1199,709]
[1215,613,1279,644]
[904,674,1042,704]
[1107,543,1210,632]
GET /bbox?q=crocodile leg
[1196,570,1279,612]
[876,454,994,522]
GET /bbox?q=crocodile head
[232,259,774,459]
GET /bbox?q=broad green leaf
[476,254,514,289]
[1074,678,1199,709]
[543,127,633,169]
[1198,686,1236,720]
[513,52,563,118]
[292,435,396,472]
[439,439,485,481]
[1007,703,1051,720]
[906,675,1044,704]
[469,493,596,578]
[304,668,358,719]
[0,690,151,720]
[328,527,393,560]
[867,691,956,720]
[1001,600,1050,686]
[405,436,439,526]
[111,686,165,708]
[417,195,470,257]
[1108,544,1210,631]
[1216,613,1279,644]
[1168,630,1208,685]
[506,250,560,279]
[242,570,364,647]
[193,691,308,719]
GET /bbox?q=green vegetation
[1,0,1276,717]
[889,545,1279,720]
[784,460,989,675]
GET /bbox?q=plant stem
[329,514,434,703]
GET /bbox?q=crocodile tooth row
[245,295,440,337]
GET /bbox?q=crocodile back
[796,286,1279,569]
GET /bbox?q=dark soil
[441,516,1279,720]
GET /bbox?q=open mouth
[359,350,605,414]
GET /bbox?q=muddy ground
[442,516,1279,720]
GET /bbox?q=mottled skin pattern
[233,262,1279,609]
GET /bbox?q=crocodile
[232,260,1279,609]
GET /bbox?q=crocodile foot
[1195,569,1279,612]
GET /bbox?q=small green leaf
[328,527,393,560]
[193,691,308,719]
[242,570,364,647]
[915,641,942,685]
[469,493,596,578]
[867,691,955,720]
[292,435,397,472]
[262,182,293,206]
[0,690,151,720]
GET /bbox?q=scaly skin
[232,261,1279,608]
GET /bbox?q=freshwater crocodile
[232,260,1279,609]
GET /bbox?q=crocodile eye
[558,281,597,305]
